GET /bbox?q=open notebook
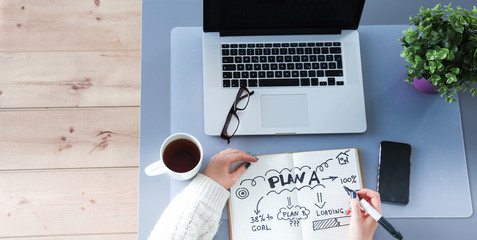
[229,148,364,240]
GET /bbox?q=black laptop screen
[204,0,365,35]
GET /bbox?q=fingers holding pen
[345,189,382,217]
[348,191,363,219]
[356,189,382,214]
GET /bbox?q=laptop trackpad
[261,94,309,128]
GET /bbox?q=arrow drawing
[321,176,338,181]
[254,197,264,215]
[287,196,293,209]
[315,202,326,209]
[314,192,326,209]
[316,192,323,202]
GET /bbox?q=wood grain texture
[0,0,142,238]
[3,233,137,240]
[0,168,138,237]
[0,51,140,108]
[0,0,141,21]
[0,0,141,51]
[0,107,140,170]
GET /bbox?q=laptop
[203,0,367,136]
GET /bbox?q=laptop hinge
[219,28,342,37]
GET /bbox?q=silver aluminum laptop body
[203,0,367,136]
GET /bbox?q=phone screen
[378,141,411,205]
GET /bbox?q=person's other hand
[347,189,381,240]
[204,148,258,189]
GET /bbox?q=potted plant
[399,3,477,102]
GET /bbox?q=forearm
[149,174,230,240]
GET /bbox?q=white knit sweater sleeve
[148,174,230,240]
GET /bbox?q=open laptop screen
[204,0,365,35]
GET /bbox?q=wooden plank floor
[0,0,141,239]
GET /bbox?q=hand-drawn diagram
[266,184,325,196]
[236,187,250,200]
[265,166,311,176]
[340,175,357,185]
[314,192,326,209]
[240,176,266,186]
[254,196,264,215]
[277,197,310,227]
[312,216,350,231]
[316,158,333,172]
[321,176,338,181]
[264,165,325,195]
[336,149,350,165]
[230,149,362,239]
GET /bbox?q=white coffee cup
[145,133,203,180]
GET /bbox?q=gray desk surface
[170,25,471,217]
[140,0,477,239]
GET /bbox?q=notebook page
[292,148,364,240]
[229,153,303,240]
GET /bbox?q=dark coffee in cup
[145,133,203,180]
[163,138,200,173]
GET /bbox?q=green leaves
[438,48,448,59]
[400,3,477,103]
[426,48,449,62]
[445,72,457,84]
[432,4,442,12]
[451,67,460,75]
[447,50,455,60]
[471,88,477,97]
[437,61,444,71]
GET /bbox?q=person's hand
[204,148,258,189]
[346,189,381,240]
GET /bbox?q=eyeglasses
[221,86,255,144]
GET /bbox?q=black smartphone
[377,141,412,205]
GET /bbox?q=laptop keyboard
[221,42,344,88]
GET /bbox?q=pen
[343,186,403,240]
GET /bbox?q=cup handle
[145,160,167,176]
